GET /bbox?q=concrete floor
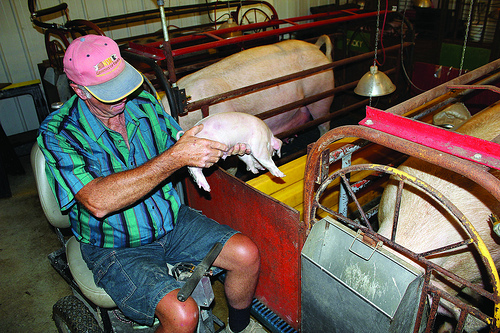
[0,153,72,332]
[0,152,266,333]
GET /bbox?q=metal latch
[348,230,382,261]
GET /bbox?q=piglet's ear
[272,137,282,158]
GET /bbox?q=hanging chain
[374,0,381,67]
[369,0,382,106]
[460,0,474,75]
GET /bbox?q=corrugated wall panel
[0,0,41,135]
[0,0,308,137]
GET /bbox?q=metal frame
[173,41,411,141]
[306,160,500,332]
[137,9,388,58]
[28,0,278,74]
[29,0,415,133]
[303,60,500,331]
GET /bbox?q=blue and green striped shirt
[38,91,183,248]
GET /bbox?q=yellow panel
[246,155,306,195]
[247,139,399,223]
[272,179,305,209]
[247,137,363,195]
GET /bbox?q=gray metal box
[301,216,426,333]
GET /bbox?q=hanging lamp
[354,65,396,97]
[413,0,432,8]
[354,0,396,98]
[219,17,243,38]
[218,2,242,39]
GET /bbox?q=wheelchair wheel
[53,295,103,333]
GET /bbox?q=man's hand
[227,143,251,156]
[172,125,228,168]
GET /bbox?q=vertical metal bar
[426,293,441,333]
[339,154,351,217]
[318,148,330,184]
[391,179,404,242]
[157,0,177,85]
[455,308,468,332]
[157,0,169,42]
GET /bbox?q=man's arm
[75,125,227,218]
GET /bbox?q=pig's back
[178,39,331,97]
[195,112,271,147]
[455,101,500,140]
[377,103,500,277]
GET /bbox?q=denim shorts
[80,205,238,326]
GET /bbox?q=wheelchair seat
[31,143,116,308]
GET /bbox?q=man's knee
[155,290,199,332]
[225,234,260,271]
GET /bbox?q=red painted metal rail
[360,106,500,169]
[125,9,389,59]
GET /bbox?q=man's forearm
[75,149,182,218]
[74,126,230,218]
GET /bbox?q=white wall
[0,0,334,136]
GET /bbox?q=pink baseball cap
[63,35,143,103]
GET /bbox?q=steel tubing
[386,58,500,116]
[184,43,409,115]
[304,125,500,228]
[172,10,391,57]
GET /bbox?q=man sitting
[38,34,266,333]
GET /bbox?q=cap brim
[86,61,144,103]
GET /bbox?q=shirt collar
[78,98,146,140]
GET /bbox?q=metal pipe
[257,68,396,122]
[157,0,178,86]
[157,0,169,43]
[68,1,275,32]
[184,44,408,114]
[386,58,500,115]
[168,8,361,46]
[171,10,391,57]
[276,99,370,139]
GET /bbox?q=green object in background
[336,30,371,53]
[439,43,491,70]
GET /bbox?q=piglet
[183,112,286,192]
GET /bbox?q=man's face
[85,94,127,119]
[71,84,127,120]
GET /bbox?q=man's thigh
[81,240,181,325]
[79,205,238,324]
[161,205,238,265]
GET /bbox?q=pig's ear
[276,147,282,158]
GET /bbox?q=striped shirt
[38,91,183,248]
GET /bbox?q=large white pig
[162,35,334,136]
[182,112,285,192]
[377,104,500,331]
